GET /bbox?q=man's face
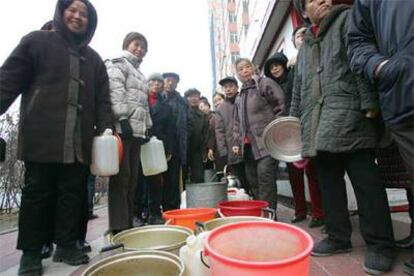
[148,79,163,94]
[126,39,147,62]
[294,27,306,49]
[187,94,200,107]
[222,82,238,98]
[164,77,178,93]
[63,0,88,34]
[270,63,285,79]
[304,0,332,25]
[236,60,254,83]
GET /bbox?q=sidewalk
[0,204,411,276]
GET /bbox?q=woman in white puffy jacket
[106,32,152,234]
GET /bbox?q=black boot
[40,243,54,259]
[18,250,42,276]
[52,245,89,266]
[76,240,92,253]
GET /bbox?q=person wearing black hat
[183,89,209,183]
[161,72,189,210]
[0,0,114,273]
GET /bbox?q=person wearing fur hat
[106,31,152,235]
[291,0,394,274]
[0,0,114,273]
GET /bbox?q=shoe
[321,226,327,234]
[18,250,42,276]
[53,246,89,266]
[311,238,352,257]
[291,215,307,223]
[309,218,325,228]
[133,216,145,227]
[88,213,99,220]
[76,240,92,253]
[396,235,414,249]
[404,258,414,276]
[41,243,53,259]
[148,216,165,225]
[363,251,393,275]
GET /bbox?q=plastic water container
[90,129,119,176]
[140,136,168,176]
[179,233,211,276]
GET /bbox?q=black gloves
[119,119,133,140]
[0,138,5,162]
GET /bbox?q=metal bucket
[105,225,192,256]
[195,216,272,234]
[81,250,184,276]
[186,181,227,208]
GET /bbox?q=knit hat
[264,52,288,79]
[219,76,238,86]
[122,32,148,50]
[147,72,164,82]
[162,72,180,83]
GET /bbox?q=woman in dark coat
[0,0,113,274]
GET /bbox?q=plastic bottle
[140,136,168,176]
[179,233,211,276]
[227,188,250,201]
[90,129,119,176]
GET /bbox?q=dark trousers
[108,138,140,231]
[17,162,88,250]
[287,160,324,219]
[231,162,252,195]
[162,155,181,211]
[185,151,204,183]
[244,145,278,210]
[79,174,95,242]
[315,150,394,252]
[136,166,163,218]
[389,117,414,177]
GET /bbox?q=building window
[243,0,249,12]
[228,0,235,3]
[231,52,240,64]
[230,32,238,43]
[228,13,237,23]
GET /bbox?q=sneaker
[148,216,165,225]
[396,235,414,249]
[311,238,352,257]
[41,243,53,259]
[18,250,43,276]
[133,216,145,227]
[53,246,89,266]
[291,215,307,223]
[404,258,414,276]
[363,251,393,275]
[309,218,325,228]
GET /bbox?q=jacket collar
[122,51,141,68]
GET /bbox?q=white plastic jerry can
[179,233,211,276]
[90,129,119,176]
[140,136,168,176]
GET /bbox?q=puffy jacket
[0,0,113,164]
[347,0,414,125]
[106,51,152,138]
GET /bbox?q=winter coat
[233,76,285,160]
[164,90,189,165]
[188,107,209,152]
[290,5,380,158]
[106,51,152,138]
[207,111,216,151]
[149,93,174,155]
[215,96,243,165]
[347,0,414,125]
[0,0,113,164]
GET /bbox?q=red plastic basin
[218,200,269,217]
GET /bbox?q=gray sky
[0,0,213,101]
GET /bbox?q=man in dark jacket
[162,72,189,210]
[347,1,414,273]
[184,88,209,183]
[292,0,394,274]
[0,0,113,274]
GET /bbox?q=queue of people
[0,0,412,275]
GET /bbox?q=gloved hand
[119,119,133,140]
[146,128,153,138]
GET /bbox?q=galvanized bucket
[81,250,184,276]
[195,216,272,234]
[186,181,228,208]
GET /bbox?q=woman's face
[127,39,147,61]
[213,95,224,108]
[236,60,254,83]
[63,0,88,34]
[199,102,211,114]
[149,79,164,94]
[270,63,285,79]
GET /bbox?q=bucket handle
[164,219,173,225]
[262,207,276,220]
[100,243,124,253]
[200,250,210,269]
[217,209,226,218]
[195,221,206,233]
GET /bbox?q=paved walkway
[0,204,411,276]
